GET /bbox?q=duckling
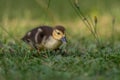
[21,25,67,51]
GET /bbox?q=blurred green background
[0,0,120,21]
[0,0,120,41]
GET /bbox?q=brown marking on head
[54,25,65,33]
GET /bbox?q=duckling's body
[22,25,66,50]
[43,36,62,49]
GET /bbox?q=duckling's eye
[57,32,60,35]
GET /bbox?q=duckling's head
[52,25,67,43]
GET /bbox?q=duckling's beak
[61,37,67,44]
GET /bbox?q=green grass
[1,0,120,80]
[1,39,120,80]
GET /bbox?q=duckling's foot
[54,48,69,56]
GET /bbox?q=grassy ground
[1,0,120,80]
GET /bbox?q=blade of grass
[69,0,101,48]
[35,0,56,22]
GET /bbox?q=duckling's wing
[21,26,53,48]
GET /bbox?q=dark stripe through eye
[57,32,60,35]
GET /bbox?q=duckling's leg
[32,48,48,58]
[37,49,40,53]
